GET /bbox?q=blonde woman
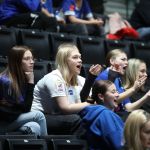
[96,49,147,113]
[32,43,101,134]
[122,58,150,113]
[124,109,150,150]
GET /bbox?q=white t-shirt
[31,69,85,114]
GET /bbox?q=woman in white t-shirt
[32,43,101,134]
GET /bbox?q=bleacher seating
[50,32,77,60]
[34,60,52,83]
[0,27,17,58]
[104,39,133,58]
[19,29,52,61]
[1,25,150,150]
[0,135,37,150]
[78,36,106,65]
[7,139,47,150]
[132,41,150,68]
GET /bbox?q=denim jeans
[0,111,47,136]
[137,27,150,40]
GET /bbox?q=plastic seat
[78,36,105,65]
[34,60,51,84]
[104,39,132,58]
[132,41,150,67]
[7,139,47,150]
[50,33,77,60]
[20,29,51,60]
[40,135,87,150]
[0,27,17,58]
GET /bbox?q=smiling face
[140,121,150,149]
[22,50,34,72]
[67,49,82,76]
[110,53,128,75]
[101,84,119,110]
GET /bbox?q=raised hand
[89,64,102,76]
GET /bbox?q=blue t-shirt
[0,0,41,24]
[96,68,131,111]
[60,0,93,23]
[79,105,124,150]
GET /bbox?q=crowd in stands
[0,0,150,150]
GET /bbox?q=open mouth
[76,64,82,69]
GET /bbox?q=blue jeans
[0,111,47,136]
[137,27,150,40]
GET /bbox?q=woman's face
[111,53,128,75]
[140,121,150,149]
[138,63,147,79]
[103,84,119,110]
[67,49,82,76]
[22,50,34,72]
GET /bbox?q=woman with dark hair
[79,80,124,150]
[0,45,47,136]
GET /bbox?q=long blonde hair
[124,109,150,150]
[55,43,79,86]
[122,58,146,89]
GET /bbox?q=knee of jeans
[32,111,45,120]
[29,122,41,136]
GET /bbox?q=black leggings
[4,12,57,32]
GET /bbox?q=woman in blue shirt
[57,0,104,36]
[79,80,124,150]
[0,0,57,31]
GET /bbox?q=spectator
[122,58,150,113]
[79,80,124,150]
[124,109,150,150]
[31,43,101,134]
[130,0,150,40]
[41,0,65,24]
[56,0,104,36]
[0,0,57,32]
[0,45,47,136]
[96,49,147,116]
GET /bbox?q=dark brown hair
[92,80,113,104]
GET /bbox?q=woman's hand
[89,64,102,76]
[25,72,34,84]
[133,76,147,92]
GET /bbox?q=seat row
[0,134,88,150]
[0,26,150,67]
